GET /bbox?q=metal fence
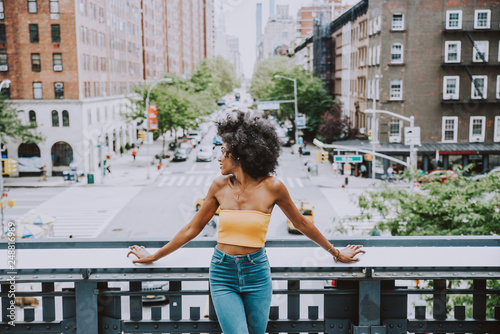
[1,237,500,333]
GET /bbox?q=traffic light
[138,130,146,143]
[2,158,17,175]
[321,151,329,163]
[368,130,372,141]
[365,154,372,161]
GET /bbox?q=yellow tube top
[217,210,272,248]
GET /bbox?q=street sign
[257,101,280,110]
[148,105,158,130]
[296,113,306,129]
[334,155,363,163]
[405,126,421,145]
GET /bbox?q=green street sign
[334,155,363,163]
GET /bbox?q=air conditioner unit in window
[470,136,482,142]
[54,65,62,71]
[53,43,60,48]
[389,136,401,143]
[359,127,365,134]
[0,65,8,72]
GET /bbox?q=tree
[191,56,240,100]
[250,56,335,140]
[0,100,44,145]
[318,103,353,143]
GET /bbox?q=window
[376,78,380,100]
[87,109,92,125]
[376,45,381,65]
[446,10,462,29]
[98,7,104,23]
[27,0,37,13]
[53,53,62,71]
[497,75,500,99]
[29,110,37,125]
[471,75,487,99]
[444,41,461,63]
[80,0,87,15]
[33,82,42,99]
[389,120,401,142]
[443,76,460,100]
[442,116,458,142]
[390,80,403,100]
[51,110,59,127]
[472,41,488,62]
[31,53,41,72]
[470,116,485,142]
[29,24,39,43]
[0,24,6,44]
[474,10,490,29]
[62,110,69,126]
[391,43,403,63]
[0,52,7,71]
[0,0,4,19]
[51,24,60,43]
[54,82,63,99]
[49,0,59,14]
[494,116,500,142]
[391,14,404,31]
[100,57,106,71]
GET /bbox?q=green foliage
[346,172,500,236]
[0,99,44,144]
[249,56,335,139]
[124,142,131,150]
[119,146,124,155]
[191,56,240,100]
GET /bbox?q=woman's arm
[273,179,364,263]
[127,178,222,263]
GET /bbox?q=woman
[128,111,364,333]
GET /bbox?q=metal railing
[1,237,500,333]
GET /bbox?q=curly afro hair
[217,111,282,179]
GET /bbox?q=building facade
[297,0,500,174]
[0,0,215,177]
[261,5,297,59]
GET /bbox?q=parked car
[213,135,223,146]
[195,197,220,215]
[178,139,194,152]
[142,281,169,305]
[418,170,458,183]
[173,148,189,161]
[196,145,215,162]
[470,166,500,181]
[287,200,314,234]
[187,131,203,147]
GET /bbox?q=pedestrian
[132,149,137,161]
[106,163,111,174]
[387,165,394,182]
[38,165,47,181]
[332,162,339,176]
[360,164,367,178]
[303,140,307,148]
[127,111,364,334]
[343,163,351,187]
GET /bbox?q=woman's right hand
[127,245,156,264]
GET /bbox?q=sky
[219,0,360,79]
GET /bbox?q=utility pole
[274,75,299,146]
[0,79,11,237]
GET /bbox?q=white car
[187,131,203,147]
[196,145,215,162]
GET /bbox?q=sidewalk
[3,136,174,188]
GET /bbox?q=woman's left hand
[127,245,156,264]
[337,245,365,263]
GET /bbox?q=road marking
[205,175,214,186]
[295,178,304,187]
[157,176,167,187]
[286,177,295,188]
[176,176,186,186]
[196,176,203,186]
[166,176,177,186]
[185,175,195,186]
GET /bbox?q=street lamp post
[274,75,298,146]
[0,79,11,237]
[145,78,172,180]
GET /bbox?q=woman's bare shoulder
[262,175,286,191]
[212,175,231,188]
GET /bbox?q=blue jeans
[209,247,272,334]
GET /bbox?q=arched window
[51,141,73,167]
[29,110,37,125]
[18,143,41,157]
[62,110,69,127]
[52,110,59,127]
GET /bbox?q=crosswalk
[24,187,142,238]
[156,173,310,189]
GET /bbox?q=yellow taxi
[287,200,314,234]
[195,197,220,215]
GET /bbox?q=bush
[120,146,125,155]
[125,142,131,150]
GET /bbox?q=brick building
[0,0,215,176]
[296,0,500,174]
